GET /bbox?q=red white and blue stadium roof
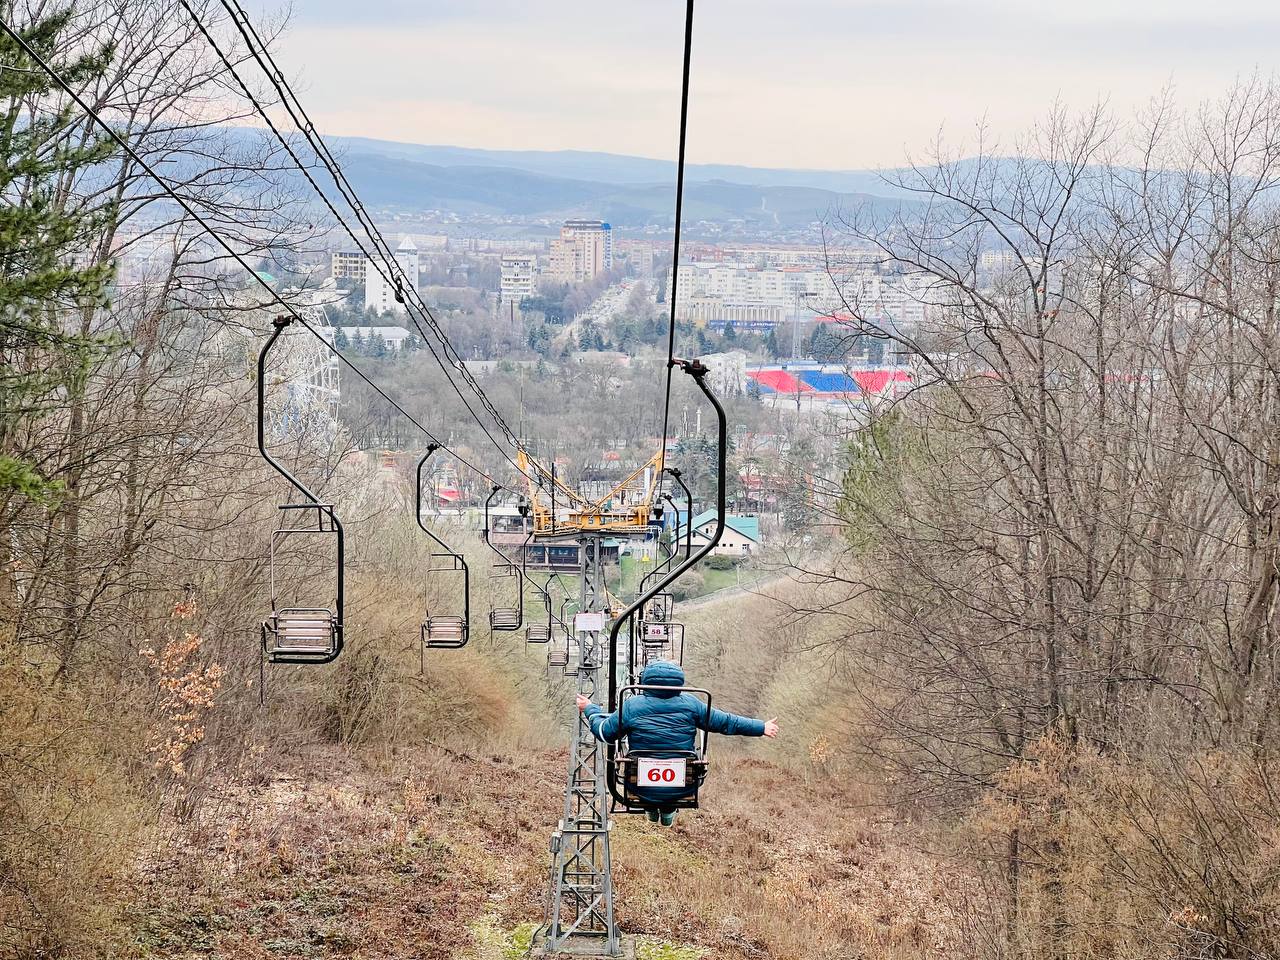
[747,366,912,397]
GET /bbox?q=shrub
[0,655,146,959]
[669,569,705,602]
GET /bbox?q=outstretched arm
[698,705,779,738]
[577,694,624,742]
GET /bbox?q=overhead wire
[200,0,553,489]
[657,0,696,475]
[0,15,510,491]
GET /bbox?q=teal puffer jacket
[584,660,765,750]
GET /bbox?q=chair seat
[490,609,521,630]
[425,616,466,642]
[526,624,551,643]
[265,609,338,656]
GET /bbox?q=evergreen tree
[764,327,782,360]
[334,328,349,350]
[0,11,118,498]
[722,322,738,345]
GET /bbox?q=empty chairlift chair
[483,486,526,633]
[488,563,523,631]
[415,445,470,653]
[637,592,684,665]
[262,503,344,662]
[256,316,344,691]
[526,574,558,644]
[546,598,575,668]
[612,683,712,811]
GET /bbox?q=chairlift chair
[483,486,527,633]
[261,503,344,663]
[639,619,685,667]
[416,445,471,653]
[643,592,675,624]
[257,317,344,697]
[526,575,559,644]
[603,357,730,812]
[612,684,712,811]
[562,634,586,676]
[488,563,523,631]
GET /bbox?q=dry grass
[121,739,964,960]
[0,657,148,959]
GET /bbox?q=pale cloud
[247,0,1280,169]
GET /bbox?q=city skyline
[247,0,1280,169]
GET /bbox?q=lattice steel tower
[537,534,624,956]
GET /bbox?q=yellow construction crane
[517,449,663,537]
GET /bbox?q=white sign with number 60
[636,757,686,788]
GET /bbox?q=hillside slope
[128,743,967,960]
[124,586,969,960]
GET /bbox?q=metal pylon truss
[540,535,622,956]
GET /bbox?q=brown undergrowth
[126,740,964,960]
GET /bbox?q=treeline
[814,85,1280,957]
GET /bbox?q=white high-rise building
[365,235,420,315]
[500,254,539,304]
[548,220,612,283]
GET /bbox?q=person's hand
[576,694,592,712]
[763,717,779,738]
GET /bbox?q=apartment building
[668,260,929,331]
[547,219,612,283]
[500,253,539,304]
[330,250,365,283]
[364,235,419,315]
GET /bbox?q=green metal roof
[677,509,760,543]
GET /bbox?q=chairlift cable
[199,0,544,485]
[657,0,696,475]
[0,17,510,493]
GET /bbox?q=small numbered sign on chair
[637,757,686,787]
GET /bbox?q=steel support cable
[657,0,695,475]
[0,16,511,493]
[209,0,555,489]
[180,0,536,485]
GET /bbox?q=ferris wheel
[261,303,341,443]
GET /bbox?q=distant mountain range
[284,133,918,230]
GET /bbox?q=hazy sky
[251,0,1280,170]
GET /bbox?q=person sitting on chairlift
[576,659,779,826]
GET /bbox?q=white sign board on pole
[574,611,606,633]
